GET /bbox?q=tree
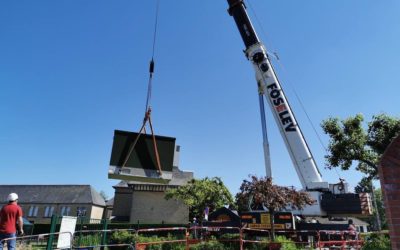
[321,113,400,230]
[363,188,388,230]
[165,177,235,221]
[374,188,387,230]
[321,113,400,184]
[99,190,109,201]
[235,176,314,240]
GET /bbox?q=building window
[60,206,71,216]
[44,206,55,217]
[28,206,39,217]
[77,207,87,217]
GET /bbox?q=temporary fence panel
[273,229,321,249]
[136,227,187,249]
[0,232,73,250]
[186,226,242,250]
[317,230,363,249]
[48,215,109,238]
[5,224,366,249]
[241,227,271,249]
[73,229,136,249]
[73,243,135,249]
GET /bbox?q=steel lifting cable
[122,0,163,175]
[145,0,160,114]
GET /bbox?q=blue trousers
[0,233,16,250]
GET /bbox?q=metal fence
[73,229,136,249]
[135,227,187,249]
[2,226,363,249]
[317,230,362,249]
[0,232,73,250]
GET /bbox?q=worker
[348,219,356,232]
[0,193,24,250]
[346,218,357,241]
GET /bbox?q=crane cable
[145,0,160,113]
[122,0,163,175]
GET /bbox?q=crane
[226,0,372,216]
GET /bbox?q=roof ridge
[0,185,104,206]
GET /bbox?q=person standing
[0,193,23,250]
[346,218,357,241]
[348,219,356,232]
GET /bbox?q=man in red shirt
[0,193,23,250]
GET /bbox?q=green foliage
[219,233,241,250]
[244,244,268,250]
[137,235,186,250]
[220,233,240,240]
[111,232,186,250]
[99,190,109,200]
[373,189,387,229]
[137,234,186,250]
[189,240,225,250]
[165,177,235,220]
[73,233,102,247]
[321,113,400,181]
[274,236,300,250]
[110,230,136,244]
[359,189,387,231]
[362,232,391,250]
[322,113,399,230]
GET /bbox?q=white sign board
[57,216,77,249]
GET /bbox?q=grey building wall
[111,167,193,223]
[130,191,189,224]
[112,185,133,221]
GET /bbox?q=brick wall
[379,135,400,250]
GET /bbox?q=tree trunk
[270,211,275,241]
[370,182,382,231]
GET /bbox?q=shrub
[219,233,241,250]
[245,243,269,250]
[190,240,225,250]
[73,233,102,247]
[110,230,136,245]
[133,234,185,250]
[274,235,299,250]
[362,232,391,250]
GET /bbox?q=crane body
[227,0,371,216]
[227,0,328,191]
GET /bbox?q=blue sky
[1,1,399,199]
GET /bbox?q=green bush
[219,233,241,250]
[136,235,185,250]
[362,232,391,250]
[220,233,240,240]
[190,240,225,250]
[110,230,136,244]
[244,243,268,250]
[274,235,299,250]
[73,233,102,247]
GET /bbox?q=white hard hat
[7,193,18,202]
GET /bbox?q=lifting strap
[121,0,163,175]
[121,107,163,175]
